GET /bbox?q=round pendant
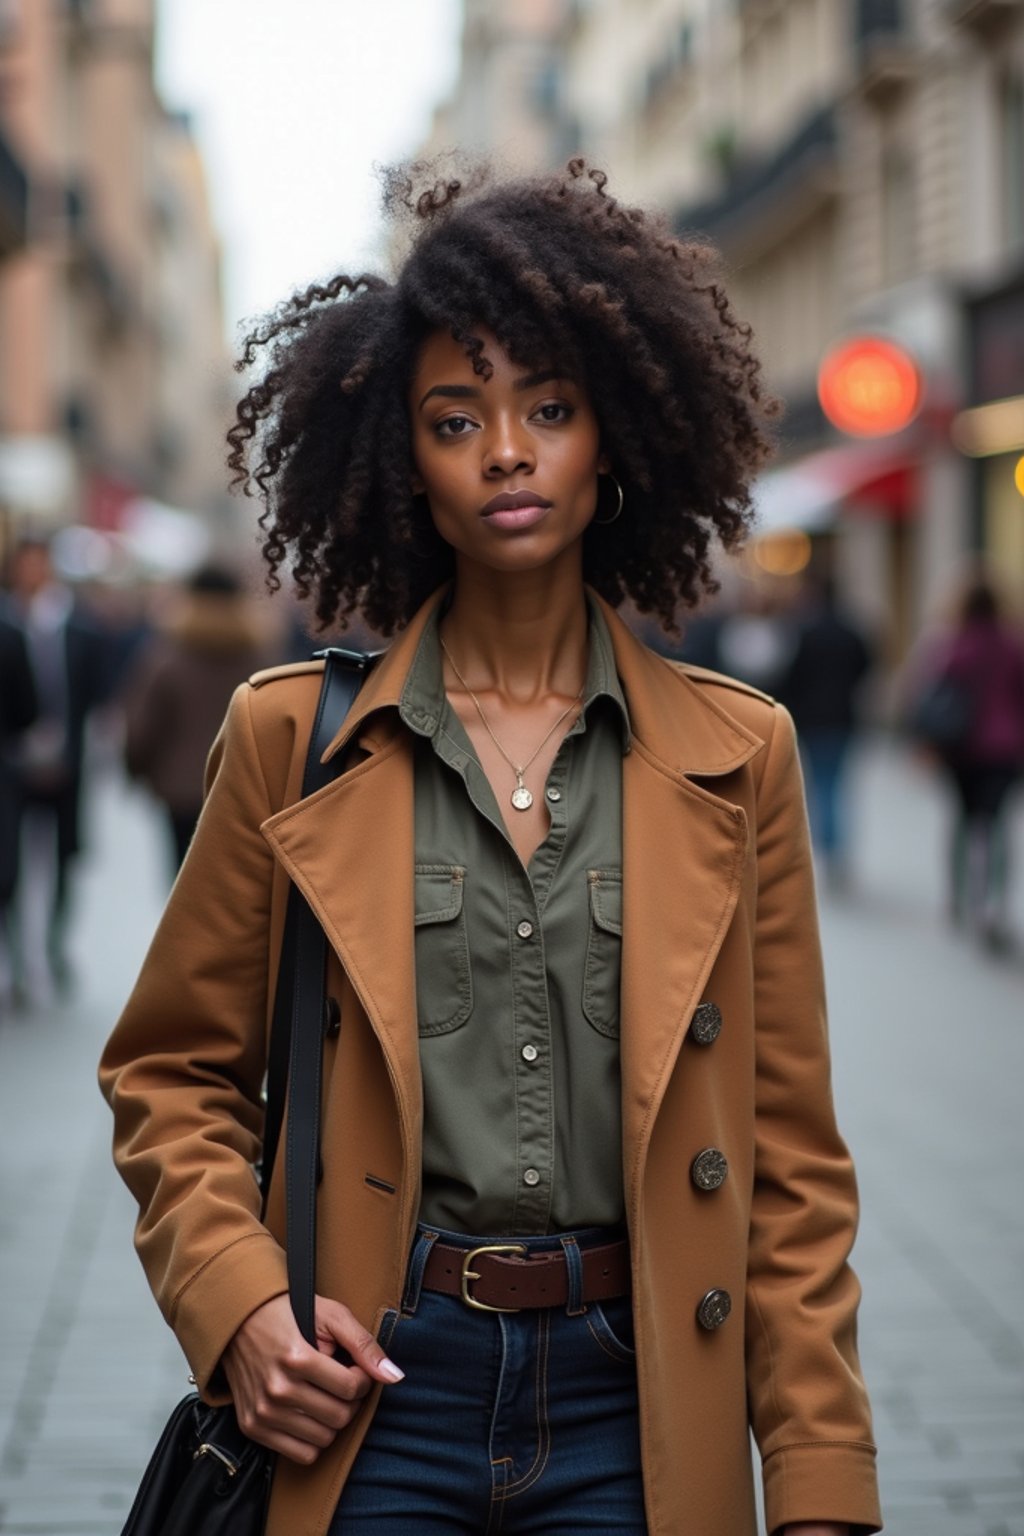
[511,784,534,812]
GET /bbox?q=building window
[1001,69,1024,247]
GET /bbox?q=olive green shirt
[399,599,630,1237]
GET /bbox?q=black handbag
[118,648,376,1536]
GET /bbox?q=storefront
[958,268,1024,591]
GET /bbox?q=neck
[440,554,589,703]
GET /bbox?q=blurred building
[0,0,233,567]
[425,0,1024,656]
[418,0,575,170]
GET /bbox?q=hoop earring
[593,473,624,526]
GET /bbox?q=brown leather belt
[421,1238,631,1313]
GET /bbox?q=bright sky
[155,0,462,344]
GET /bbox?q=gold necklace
[439,636,585,812]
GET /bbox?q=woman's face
[408,328,608,575]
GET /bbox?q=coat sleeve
[746,703,882,1534]
[99,682,289,1394]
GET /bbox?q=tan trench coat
[100,590,882,1536]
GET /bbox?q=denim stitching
[560,1234,587,1316]
[499,1310,552,1498]
[486,1454,510,1533]
[401,1229,439,1315]
[488,1312,512,1497]
[585,1302,636,1364]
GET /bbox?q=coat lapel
[595,598,765,1212]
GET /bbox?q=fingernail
[379,1358,405,1382]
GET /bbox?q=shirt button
[546,786,562,802]
[516,919,534,940]
[521,1044,539,1063]
[523,1168,541,1187]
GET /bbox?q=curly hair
[228,159,777,635]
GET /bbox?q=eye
[435,414,476,439]
[534,401,573,424]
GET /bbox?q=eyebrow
[417,369,566,411]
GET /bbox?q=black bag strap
[260,647,380,1345]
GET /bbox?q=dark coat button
[691,1147,728,1191]
[696,1288,732,1331]
[690,1002,722,1046]
[323,996,341,1037]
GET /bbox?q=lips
[481,489,553,515]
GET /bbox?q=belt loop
[402,1228,439,1316]
[559,1234,586,1316]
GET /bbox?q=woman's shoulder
[223,658,329,755]
[671,659,773,702]
[667,658,779,734]
[647,657,786,758]
[203,660,332,807]
[247,657,327,693]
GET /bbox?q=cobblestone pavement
[0,741,1022,1535]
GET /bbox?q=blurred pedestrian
[909,574,1024,951]
[101,162,879,1536]
[5,536,113,994]
[779,575,872,890]
[123,564,270,874]
[0,612,37,1011]
[715,587,795,695]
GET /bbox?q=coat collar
[321,585,765,778]
[592,593,764,777]
[318,591,444,764]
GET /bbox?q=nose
[482,412,535,479]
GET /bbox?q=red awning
[751,442,918,533]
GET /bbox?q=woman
[122,563,270,875]
[100,162,881,1536]
[778,575,873,892]
[910,573,1024,951]
[0,611,37,1010]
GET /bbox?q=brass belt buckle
[460,1243,527,1313]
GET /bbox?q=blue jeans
[330,1225,647,1533]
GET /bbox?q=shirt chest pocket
[583,868,623,1039]
[413,865,473,1036]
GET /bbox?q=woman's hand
[221,1292,404,1465]
[781,1525,851,1536]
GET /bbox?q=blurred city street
[0,3,1023,1534]
[0,745,1021,1536]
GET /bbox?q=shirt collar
[398,593,632,752]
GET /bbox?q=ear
[410,473,425,496]
[597,452,612,477]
